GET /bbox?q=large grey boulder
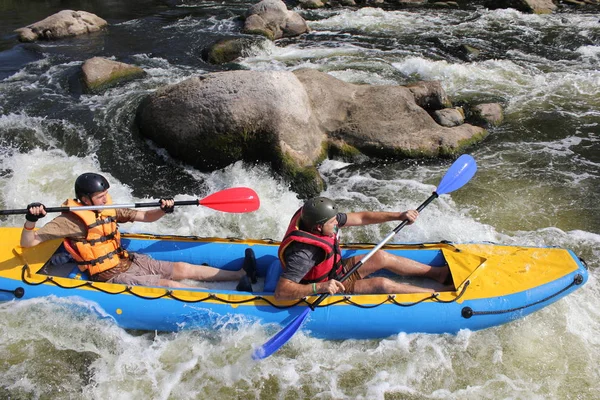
[81,57,145,93]
[294,69,485,159]
[136,71,326,195]
[15,10,107,42]
[243,0,309,40]
[136,69,488,196]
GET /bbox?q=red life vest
[278,208,343,283]
[62,194,129,276]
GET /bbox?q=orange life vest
[278,208,343,283]
[62,194,129,276]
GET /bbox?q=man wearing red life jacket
[274,197,452,300]
[20,173,255,289]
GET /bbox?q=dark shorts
[107,253,174,286]
[341,256,362,294]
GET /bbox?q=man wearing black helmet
[274,197,452,300]
[20,173,254,289]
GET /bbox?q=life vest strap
[72,247,126,267]
[70,230,117,245]
[86,216,116,229]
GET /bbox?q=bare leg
[171,262,245,282]
[158,278,195,288]
[352,251,449,283]
[352,276,436,294]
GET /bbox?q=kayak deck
[2,228,584,301]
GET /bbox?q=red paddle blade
[199,187,260,213]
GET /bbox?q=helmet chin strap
[82,195,95,206]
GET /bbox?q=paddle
[252,154,477,360]
[0,187,260,215]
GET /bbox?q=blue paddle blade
[252,308,311,360]
[436,154,477,195]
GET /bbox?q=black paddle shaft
[0,200,201,216]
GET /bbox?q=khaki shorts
[107,253,174,286]
[340,257,362,294]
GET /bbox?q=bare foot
[433,265,452,284]
[432,266,454,292]
[438,283,455,292]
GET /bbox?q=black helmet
[75,173,110,200]
[301,197,338,229]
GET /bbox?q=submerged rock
[203,37,270,65]
[81,57,145,93]
[467,103,504,127]
[137,70,326,196]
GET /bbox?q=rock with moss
[15,10,107,42]
[136,70,326,195]
[294,68,487,159]
[81,57,145,93]
[203,37,269,65]
[136,69,489,196]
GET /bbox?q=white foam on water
[238,42,364,71]
[308,7,448,33]
[0,295,286,399]
[328,68,400,86]
[6,291,597,400]
[162,14,238,33]
[576,45,600,60]
[317,159,502,245]
[393,56,533,98]
[0,138,300,241]
[392,55,600,113]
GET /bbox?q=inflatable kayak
[0,227,588,339]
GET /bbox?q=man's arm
[132,208,167,223]
[344,210,419,227]
[20,203,47,247]
[21,213,86,248]
[20,223,45,247]
[274,244,345,300]
[131,199,174,223]
[274,277,345,300]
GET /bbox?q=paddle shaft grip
[309,192,439,310]
[0,200,201,215]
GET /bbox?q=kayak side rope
[461,273,585,319]
[19,264,470,308]
[0,287,24,298]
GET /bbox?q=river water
[0,1,599,399]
